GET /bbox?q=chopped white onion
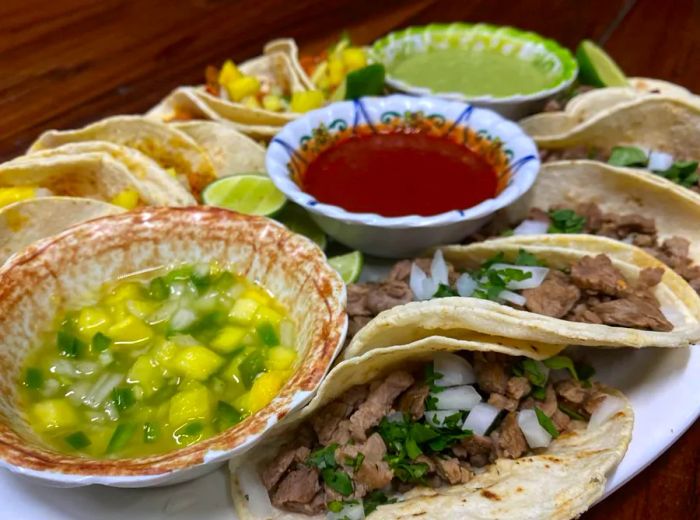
[431,250,449,286]
[147,300,179,325]
[83,373,122,409]
[76,361,99,376]
[647,150,674,171]
[513,219,549,236]
[499,289,527,307]
[588,395,626,430]
[170,308,196,331]
[41,378,60,397]
[51,359,79,378]
[517,409,552,448]
[424,409,462,427]
[327,500,365,520]
[490,264,550,290]
[456,273,477,297]
[98,351,114,367]
[433,353,476,387]
[171,334,199,346]
[236,465,274,518]
[432,385,482,411]
[462,403,501,435]
[104,401,119,421]
[410,262,438,300]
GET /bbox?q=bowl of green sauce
[372,23,578,119]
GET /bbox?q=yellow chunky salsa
[19,263,297,459]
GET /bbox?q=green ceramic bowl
[371,23,578,119]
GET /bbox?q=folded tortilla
[0,197,123,265]
[28,115,217,199]
[230,341,633,520]
[345,236,700,360]
[503,159,700,263]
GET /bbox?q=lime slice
[328,251,363,283]
[576,40,627,88]
[202,174,286,216]
[333,63,386,101]
[275,204,327,250]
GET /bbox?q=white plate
[1,260,698,518]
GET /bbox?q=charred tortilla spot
[480,489,501,501]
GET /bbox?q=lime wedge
[328,251,364,283]
[275,204,327,250]
[576,40,627,88]
[202,174,286,216]
[334,63,386,101]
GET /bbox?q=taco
[172,121,266,176]
[0,197,123,264]
[0,153,192,208]
[475,160,700,292]
[28,115,217,199]
[230,342,633,520]
[343,236,700,360]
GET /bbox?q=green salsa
[389,48,554,98]
[19,263,297,459]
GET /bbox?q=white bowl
[266,95,540,258]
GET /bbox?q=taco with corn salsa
[230,342,632,520]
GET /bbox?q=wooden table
[1,0,698,517]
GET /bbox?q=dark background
[1,1,698,517]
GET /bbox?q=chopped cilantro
[516,359,548,387]
[558,404,586,421]
[514,249,544,266]
[91,332,112,352]
[306,443,338,469]
[433,284,458,298]
[653,160,699,188]
[608,146,648,167]
[57,329,84,358]
[321,468,353,496]
[424,364,444,393]
[363,491,396,515]
[543,355,579,380]
[531,386,547,400]
[345,452,365,472]
[424,394,439,411]
[547,209,586,234]
[386,456,430,483]
[534,406,559,438]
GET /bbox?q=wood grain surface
[0,0,698,518]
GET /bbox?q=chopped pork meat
[349,371,414,440]
[570,254,629,296]
[523,271,581,318]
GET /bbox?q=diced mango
[290,90,325,113]
[255,306,283,326]
[241,288,271,306]
[267,346,297,371]
[241,96,261,109]
[262,94,284,112]
[173,346,223,381]
[104,282,144,305]
[342,47,367,72]
[126,299,159,320]
[169,385,212,427]
[154,340,179,372]
[218,59,241,85]
[229,298,259,324]
[226,76,260,102]
[77,307,111,341]
[127,356,164,397]
[240,371,286,413]
[0,186,37,209]
[31,399,78,431]
[327,56,345,87]
[110,189,140,210]
[107,315,153,347]
[210,326,247,354]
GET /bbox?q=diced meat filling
[523,271,580,318]
[261,353,607,515]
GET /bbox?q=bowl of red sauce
[266,95,539,257]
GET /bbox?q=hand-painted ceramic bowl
[266,95,540,257]
[0,207,346,487]
[371,23,578,119]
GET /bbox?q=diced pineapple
[290,90,325,113]
[226,76,261,102]
[241,96,262,109]
[0,186,37,209]
[169,385,212,427]
[31,399,78,431]
[126,299,159,320]
[266,346,297,371]
[229,298,259,324]
[173,346,223,381]
[262,94,284,112]
[255,305,283,326]
[342,47,367,72]
[127,356,164,397]
[240,371,286,413]
[327,56,345,87]
[110,189,140,210]
[221,356,243,382]
[77,307,111,341]
[104,282,144,305]
[154,340,179,372]
[107,315,153,347]
[241,288,271,306]
[210,326,247,353]
[218,59,242,85]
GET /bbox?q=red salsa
[300,132,499,217]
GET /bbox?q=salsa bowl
[0,207,347,487]
[266,95,540,257]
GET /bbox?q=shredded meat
[491,412,528,459]
[398,382,430,420]
[571,254,629,296]
[271,466,321,512]
[349,371,414,440]
[523,271,581,318]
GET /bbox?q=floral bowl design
[371,23,578,119]
[266,95,539,257]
